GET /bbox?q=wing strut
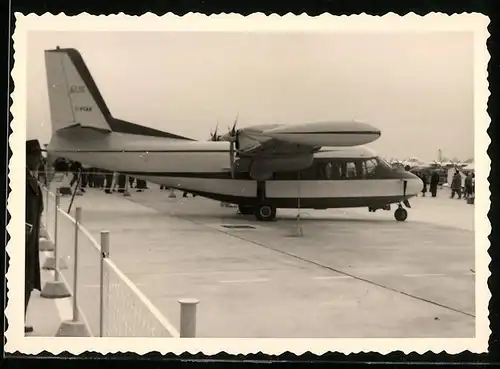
[295,170,303,237]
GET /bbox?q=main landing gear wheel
[394,206,408,222]
[254,203,277,221]
[238,204,254,215]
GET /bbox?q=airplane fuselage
[48,129,422,210]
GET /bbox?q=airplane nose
[405,173,424,196]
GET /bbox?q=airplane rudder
[45,48,113,133]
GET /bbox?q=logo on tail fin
[45,49,112,133]
[70,85,86,93]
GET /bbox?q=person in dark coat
[451,170,462,199]
[37,157,47,186]
[464,172,474,198]
[69,161,83,188]
[53,157,70,172]
[25,139,43,334]
[117,173,126,193]
[430,170,440,197]
[420,172,428,196]
[87,167,95,188]
[80,164,90,191]
[135,179,148,192]
[94,168,105,189]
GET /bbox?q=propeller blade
[231,113,239,135]
[209,121,220,141]
[229,141,235,178]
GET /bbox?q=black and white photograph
[5,13,490,356]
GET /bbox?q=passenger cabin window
[363,158,378,177]
[345,162,357,179]
[272,157,381,181]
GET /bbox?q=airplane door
[257,181,266,200]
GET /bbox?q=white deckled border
[6,12,491,356]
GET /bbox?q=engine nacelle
[236,134,265,152]
[249,154,314,181]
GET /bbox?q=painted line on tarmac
[81,283,147,288]
[130,194,475,318]
[404,272,475,278]
[199,232,476,319]
[219,278,269,284]
[315,273,473,279]
[312,276,354,280]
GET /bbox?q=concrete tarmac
[56,185,475,338]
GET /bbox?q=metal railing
[38,181,199,338]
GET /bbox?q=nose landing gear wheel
[254,203,277,221]
[394,207,408,222]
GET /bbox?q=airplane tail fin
[44,47,195,141]
[44,47,113,134]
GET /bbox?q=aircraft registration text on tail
[44,47,423,222]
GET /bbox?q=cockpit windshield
[376,157,394,170]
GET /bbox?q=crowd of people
[50,158,150,194]
[47,157,199,197]
[414,168,475,200]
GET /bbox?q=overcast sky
[26,31,474,162]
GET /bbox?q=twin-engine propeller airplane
[43,47,422,222]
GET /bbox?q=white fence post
[38,187,54,251]
[42,189,68,271]
[41,190,71,299]
[178,298,199,338]
[56,206,90,337]
[72,207,81,321]
[42,180,49,236]
[38,183,49,239]
[99,230,110,337]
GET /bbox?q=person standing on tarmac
[117,173,126,193]
[69,161,84,192]
[25,139,43,334]
[80,163,90,191]
[420,172,428,197]
[135,178,148,192]
[464,172,474,198]
[429,170,440,197]
[450,170,462,199]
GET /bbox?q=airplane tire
[238,204,254,215]
[394,208,408,222]
[254,203,276,221]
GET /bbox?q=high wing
[220,120,382,180]
[223,120,381,157]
